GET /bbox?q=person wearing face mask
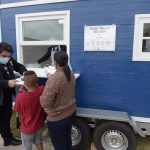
[0,42,27,146]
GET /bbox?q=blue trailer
[1,0,150,149]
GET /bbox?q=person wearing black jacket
[37,45,67,64]
[0,42,27,146]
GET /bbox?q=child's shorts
[21,129,42,150]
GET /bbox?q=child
[14,71,46,150]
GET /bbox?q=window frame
[15,10,70,64]
[133,14,150,61]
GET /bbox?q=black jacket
[37,46,59,64]
[0,57,27,105]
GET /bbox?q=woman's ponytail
[54,51,71,81]
[63,64,71,81]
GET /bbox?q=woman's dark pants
[47,112,75,150]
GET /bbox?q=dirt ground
[1,134,150,150]
[9,112,150,150]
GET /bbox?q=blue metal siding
[1,0,150,117]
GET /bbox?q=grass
[11,112,150,150]
[10,112,21,138]
[137,135,150,150]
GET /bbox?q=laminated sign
[84,25,116,51]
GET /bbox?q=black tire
[93,121,136,150]
[72,118,91,150]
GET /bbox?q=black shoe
[11,137,22,142]
[4,138,22,146]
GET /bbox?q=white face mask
[0,56,9,64]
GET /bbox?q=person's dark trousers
[47,112,76,150]
[0,98,13,142]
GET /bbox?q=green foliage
[137,135,150,150]
[10,111,21,138]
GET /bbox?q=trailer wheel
[93,121,136,150]
[72,118,91,150]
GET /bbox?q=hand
[44,108,49,114]
[8,80,17,88]
[47,73,52,77]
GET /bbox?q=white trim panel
[0,0,78,9]
[132,116,150,123]
[0,19,2,42]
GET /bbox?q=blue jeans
[21,129,42,150]
[47,112,75,150]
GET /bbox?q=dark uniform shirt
[0,57,27,105]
